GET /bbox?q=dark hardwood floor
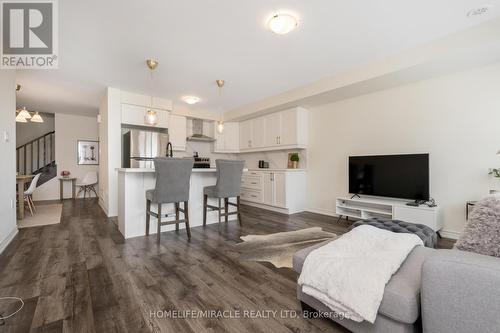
[0,199,454,333]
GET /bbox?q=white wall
[0,71,17,253]
[306,62,500,236]
[16,112,55,146]
[98,87,121,217]
[34,113,99,201]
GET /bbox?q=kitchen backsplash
[174,141,306,170]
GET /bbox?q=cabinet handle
[278,136,281,144]
[251,182,257,185]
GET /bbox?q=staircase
[17,131,57,186]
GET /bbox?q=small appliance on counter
[193,154,211,168]
[258,160,269,168]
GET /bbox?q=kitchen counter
[116,168,219,173]
[116,167,244,239]
[246,168,307,172]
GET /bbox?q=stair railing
[16,131,55,175]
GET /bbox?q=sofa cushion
[293,241,435,324]
[348,218,437,248]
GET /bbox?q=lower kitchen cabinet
[240,169,306,214]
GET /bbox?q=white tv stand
[336,196,441,231]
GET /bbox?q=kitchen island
[116,168,240,239]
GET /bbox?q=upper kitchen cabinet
[239,119,253,150]
[252,117,266,148]
[169,115,187,151]
[120,90,172,129]
[120,91,173,111]
[121,104,169,128]
[214,122,239,153]
[239,107,308,152]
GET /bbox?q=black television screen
[349,154,429,200]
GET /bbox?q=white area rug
[234,227,337,268]
[18,204,62,229]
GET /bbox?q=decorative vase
[292,161,298,169]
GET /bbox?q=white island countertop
[116,167,219,173]
[246,168,307,172]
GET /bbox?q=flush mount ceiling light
[467,5,492,17]
[182,96,201,105]
[267,13,299,34]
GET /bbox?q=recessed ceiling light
[182,96,201,105]
[467,5,491,17]
[267,13,299,35]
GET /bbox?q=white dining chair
[24,173,41,216]
[76,171,98,198]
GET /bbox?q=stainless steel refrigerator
[122,129,169,168]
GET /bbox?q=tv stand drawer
[393,206,439,231]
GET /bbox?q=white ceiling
[15,0,500,116]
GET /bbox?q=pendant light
[144,59,159,126]
[16,112,27,122]
[216,79,225,133]
[31,112,44,123]
[18,106,31,119]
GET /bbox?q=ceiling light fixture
[18,107,32,119]
[267,13,299,35]
[31,112,44,123]
[144,59,159,126]
[216,80,225,134]
[182,96,201,105]
[467,5,491,17]
[15,113,27,123]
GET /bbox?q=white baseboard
[241,201,291,214]
[438,230,461,240]
[0,227,18,254]
[306,207,338,217]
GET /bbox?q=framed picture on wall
[77,140,99,165]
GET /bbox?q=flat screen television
[349,154,429,200]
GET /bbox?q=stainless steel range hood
[186,119,215,142]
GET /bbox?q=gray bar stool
[203,159,245,227]
[146,158,194,242]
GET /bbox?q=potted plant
[488,168,500,194]
[290,153,300,169]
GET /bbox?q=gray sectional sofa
[293,242,500,333]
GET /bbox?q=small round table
[58,177,76,201]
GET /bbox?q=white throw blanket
[298,225,423,323]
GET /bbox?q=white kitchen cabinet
[239,120,253,150]
[214,122,239,153]
[169,115,187,151]
[121,104,169,128]
[121,91,173,111]
[252,117,266,149]
[238,107,308,152]
[240,169,306,214]
[262,172,274,205]
[280,107,307,146]
[264,113,281,147]
[273,172,286,207]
